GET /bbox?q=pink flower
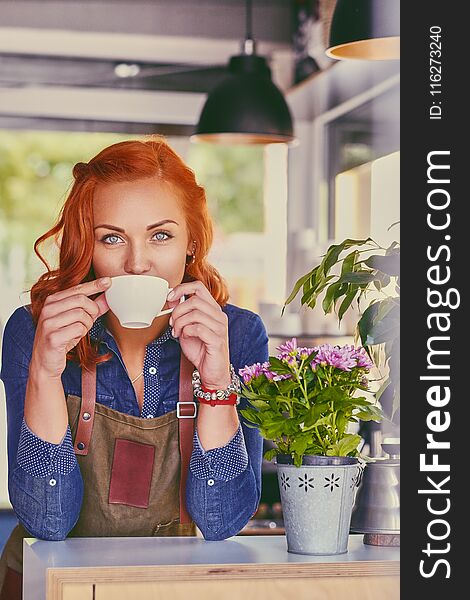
[312,344,357,371]
[239,361,292,384]
[276,337,298,355]
[310,344,373,372]
[354,347,374,370]
[276,337,302,367]
[275,373,293,381]
[239,362,265,384]
[260,362,276,380]
[261,362,292,381]
[284,355,299,368]
[240,340,372,385]
[298,347,316,360]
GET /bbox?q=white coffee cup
[105,274,179,329]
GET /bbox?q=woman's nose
[123,244,152,275]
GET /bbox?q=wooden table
[23,534,399,600]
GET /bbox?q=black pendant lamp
[191,0,295,145]
[326,0,400,61]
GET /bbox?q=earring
[186,241,196,265]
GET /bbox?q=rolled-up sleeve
[186,311,268,540]
[0,307,84,540]
[17,418,77,477]
[190,423,248,481]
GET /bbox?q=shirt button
[148,367,157,375]
[49,478,57,487]
[207,479,215,486]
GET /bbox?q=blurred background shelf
[239,519,285,536]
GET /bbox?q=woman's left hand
[166,281,231,389]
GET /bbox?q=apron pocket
[108,439,155,509]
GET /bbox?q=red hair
[29,136,229,370]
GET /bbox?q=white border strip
[0,86,206,124]
[0,27,290,64]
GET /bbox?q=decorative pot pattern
[277,459,362,555]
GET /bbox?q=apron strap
[77,353,196,524]
[74,364,97,456]
[177,353,197,525]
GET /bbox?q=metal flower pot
[276,455,363,555]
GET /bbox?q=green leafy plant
[239,341,383,467]
[282,237,400,421]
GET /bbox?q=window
[187,143,288,312]
[312,76,400,243]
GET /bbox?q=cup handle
[156,290,184,317]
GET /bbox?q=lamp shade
[326,0,400,60]
[191,54,295,144]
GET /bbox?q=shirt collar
[90,315,178,347]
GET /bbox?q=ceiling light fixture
[326,0,399,61]
[191,0,295,144]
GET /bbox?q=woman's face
[92,176,193,289]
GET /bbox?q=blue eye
[102,234,122,245]
[153,231,173,242]
[99,231,173,245]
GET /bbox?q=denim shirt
[0,302,269,541]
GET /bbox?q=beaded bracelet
[192,364,241,406]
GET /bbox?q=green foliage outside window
[187,144,264,234]
[0,131,134,282]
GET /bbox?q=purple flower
[284,355,299,368]
[310,344,373,372]
[276,337,298,355]
[314,344,357,371]
[239,362,265,384]
[354,347,374,370]
[240,341,372,384]
[260,362,276,380]
[274,373,292,381]
[261,362,292,381]
[239,361,292,384]
[276,337,302,367]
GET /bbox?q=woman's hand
[167,281,231,389]
[30,278,111,379]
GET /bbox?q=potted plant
[281,235,401,546]
[239,340,383,555]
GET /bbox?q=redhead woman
[0,138,268,599]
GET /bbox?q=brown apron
[0,352,197,599]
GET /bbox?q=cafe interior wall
[0,1,399,521]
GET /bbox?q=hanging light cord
[246,0,252,40]
[243,0,256,55]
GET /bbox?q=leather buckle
[177,401,197,419]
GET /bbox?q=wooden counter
[23,534,399,600]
